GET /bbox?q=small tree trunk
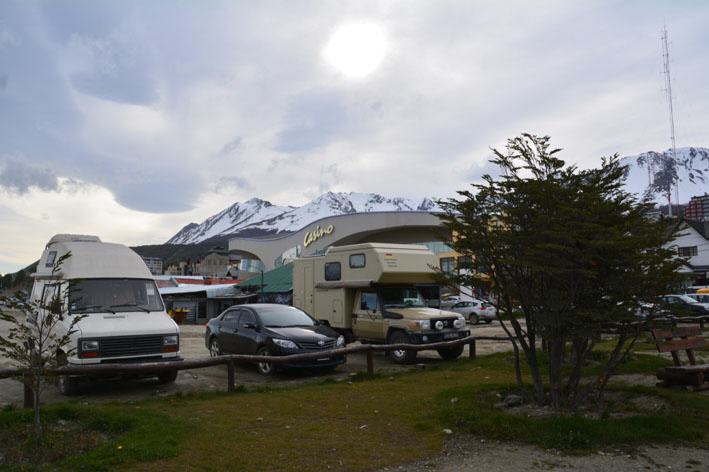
[549,337,565,411]
[32,375,42,439]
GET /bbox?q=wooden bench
[651,326,709,391]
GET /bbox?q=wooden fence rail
[0,335,513,407]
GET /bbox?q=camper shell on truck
[293,243,470,363]
[30,234,181,394]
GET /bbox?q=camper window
[324,262,341,281]
[45,251,57,267]
[69,279,164,314]
[349,254,366,269]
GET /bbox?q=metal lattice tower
[662,26,678,216]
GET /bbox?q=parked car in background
[685,293,709,310]
[660,295,709,317]
[450,299,497,324]
[205,304,346,375]
[440,295,462,309]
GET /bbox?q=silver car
[450,299,497,324]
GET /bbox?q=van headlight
[336,335,345,347]
[81,340,99,351]
[163,335,179,346]
[273,338,298,349]
[454,318,466,329]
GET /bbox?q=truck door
[352,290,383,341]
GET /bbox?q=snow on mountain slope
[166,192,439,244]
[621,147,709,203]
[167,198,293,244]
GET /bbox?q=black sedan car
[205,304,346,375]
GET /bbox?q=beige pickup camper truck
[292,243,470,363]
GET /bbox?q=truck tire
[437,345,464,360]
[157,370,178,384]
[388,331,417,364]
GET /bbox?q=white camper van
[30,234,181,394]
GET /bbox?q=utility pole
[661,25,678,217]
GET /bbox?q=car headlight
[81,340,99,351]
[454,318,466,329]
[273,338,298,349]
[163,335,179,346]
[336,335,345,347]
[407,319,431,330]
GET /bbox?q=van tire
[437,345,464,360]
[57,375,80,396]
[157,370,178,384]
[388,331,417,364]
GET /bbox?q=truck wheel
[157,370,178,384]
[256,347,276,376]
[468,313,479,325]
[438,345,464,360]
[388,331,417,364]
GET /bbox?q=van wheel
[438,345,464,360]
[157,370,178,384]
[388,331,417,364]
[57,375,80,396]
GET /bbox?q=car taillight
[480,306,486,310]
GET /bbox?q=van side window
[324,262,341,281]
[349,254,365,269]
[45,251,57,267]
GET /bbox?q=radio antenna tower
[661,25,678,217]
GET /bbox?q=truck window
[381,287,427,308]
[349,254,365,268]
[324,262,341,281]
[69,279,164,314]
[360,292,378,311]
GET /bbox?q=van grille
[93,335,166,358]
[298,339,336,350]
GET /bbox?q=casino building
[229,211,456,273]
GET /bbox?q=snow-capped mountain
[621,147,709,203]
[167,192,439,244]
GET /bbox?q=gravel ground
[378,436,709,472]
[0,312,515,407]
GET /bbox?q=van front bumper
[408,330,470,344]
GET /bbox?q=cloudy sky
[1,0,708,274]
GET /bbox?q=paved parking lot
[0,312,515,407]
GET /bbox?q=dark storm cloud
[0,158,59,194]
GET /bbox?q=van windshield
[69,279,164,314]
[380,287,427,308]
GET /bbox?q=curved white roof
[34,235,151,280]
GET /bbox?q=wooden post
[227,360,235,393]
[23,375,33,409]
[468,339,476,359]
[366,349,374,375]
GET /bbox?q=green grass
[1,350,706,471]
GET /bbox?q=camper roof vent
[47,234,102,246]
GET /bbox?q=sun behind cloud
[322,22,389,79]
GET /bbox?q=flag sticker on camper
[384,253,398,267]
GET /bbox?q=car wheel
[468,313,479,325]
[157,370,178,384]
[209,337,222,357]
[484,319,493,324]
[256,347,276,376]
[388,331,417,364]
[437,345,464,360]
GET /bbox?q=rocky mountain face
[166,192,440,244]
[620,147,709,203]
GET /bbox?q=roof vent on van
[47,234,102,246]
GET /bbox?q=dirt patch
[378,435,709,472]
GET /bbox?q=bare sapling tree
[438,134,683,412]
[0,252,83,439]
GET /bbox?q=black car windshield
[69,279,164,314]
[380,287,427,308]
[257,305,315,327]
